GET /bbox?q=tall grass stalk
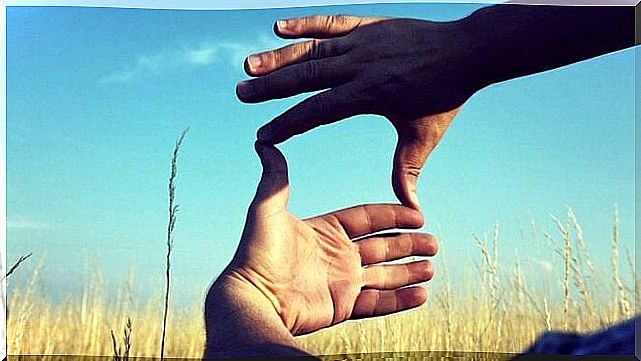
[568,208,595,281]
[111,317,132,361]
[624,248,639,311]
[611,204,631,318]
[550,215,571,330]
[6,206,636,357]
[437,251,453,351]
[4,253,32,280]
[160,128,188,361]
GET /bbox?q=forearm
[203,273,315,359]
[463,4,635,88]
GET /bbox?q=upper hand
[236,15,478,209]
[220,143,438,335]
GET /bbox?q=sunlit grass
[7,207,637,358]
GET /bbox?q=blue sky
[7,3,636,306]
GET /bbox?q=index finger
[321,204,424,239]
[256,84,369,144]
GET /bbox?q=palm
[245,213,362,334]
[228,144,438,336]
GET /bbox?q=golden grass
[7,207,637,358]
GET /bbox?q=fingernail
[247,55,262,72]
[257,125,273,143]
[276,19,291,31]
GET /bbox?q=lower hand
[215,143,438,336]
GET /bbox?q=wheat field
[7,207,637,359]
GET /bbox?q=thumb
[251,142,290,213]
[391,109,460,210]
[391,131,430,211]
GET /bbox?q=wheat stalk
[543,297,551,331]
[624,248,639,311]
[7,206,636,356]
[437,252,453,351]
[550,214,571,330]
[473,233,499,306]
[110,330,119,360]
[611,204,631,318]
[111,317,132,361]
[160,128,189,361]
[567,208,595,280]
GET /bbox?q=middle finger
[356,232,437,265]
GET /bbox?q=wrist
[205,270,283,329]
[457,4,636,89]
[434,15,495,97]
[204,271,303,358]
[455,7,504,90]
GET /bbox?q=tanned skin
[204,144,437,359]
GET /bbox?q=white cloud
[184,46,218,65]
[100,70,135,84]
[100,36,282,84]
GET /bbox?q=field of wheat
[6,207,637,359]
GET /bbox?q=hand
[217,143,438,336]
[236,15,477,208]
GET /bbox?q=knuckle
[308,93,329,115]
[370,289,381,314]
[254,76,270,95]
[406,166,421,179]
[302,61,319,82]
[307,15,323,29]
[270,48,284,67]
[299,16,311,29]
[384,239,391,262]
[290,43,305,62]
[403,264,412,284]
[402,234,415,255]
[307,39,324,59]
[378,19,398,34]
[398,150,425,179]
[324,214,342,229]
[361,205,373,232]
[325,15,336,31]
[382,268,390,288]
[389,206,400,228]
